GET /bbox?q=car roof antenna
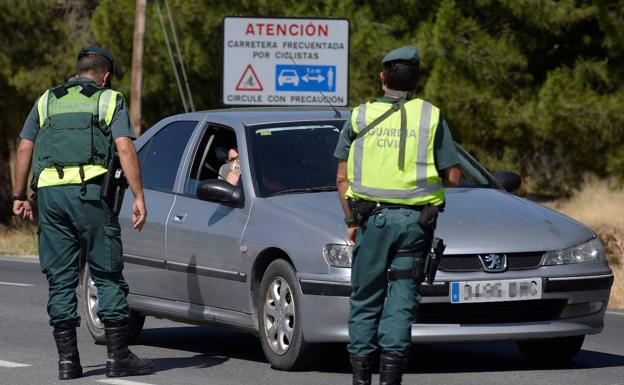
[285,53,342,119]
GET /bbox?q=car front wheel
[257,259,320,370]
[79,265,145,344]
[516,335,585,363]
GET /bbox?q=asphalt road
[1,255,623,385]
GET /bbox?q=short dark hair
[382,61,419,91]
[76,54,111,76]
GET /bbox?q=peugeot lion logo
[479,254,507,272]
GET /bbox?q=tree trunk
[0,133,13,225]
[130,0,147,137]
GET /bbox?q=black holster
[423,237,446,284]
[348,199,378,228]
[418,203,439,232]
[100,157,128,215]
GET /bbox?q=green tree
[0,0,92,224]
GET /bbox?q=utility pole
[130,0,147,137]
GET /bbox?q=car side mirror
[493,171,521,193]
[197,179,244,207]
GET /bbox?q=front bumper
[297,271,613,343]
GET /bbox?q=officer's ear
[379,71,386,86]
[102,72,112,88]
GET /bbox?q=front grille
[415,299,566,324]
[439,253,544,272]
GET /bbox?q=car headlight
[323,244,353,268]
[542,238,605,266]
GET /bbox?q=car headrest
[214,146,228,163]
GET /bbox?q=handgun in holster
[423,237,446,284]
[100,157,128,215]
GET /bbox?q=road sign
[223,17,349,106]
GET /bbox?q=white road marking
[0,359,31,368]
[0,281,35,287]
[97,379,155,385]
[0,255,39,263]
[606,311,624,316]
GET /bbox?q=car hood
[265,192,345,241]
[437,188,594,254]
[266,188,594,254]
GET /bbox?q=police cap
[382,46,421,65]
[77,46,115,72]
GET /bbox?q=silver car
[78,108,613,370]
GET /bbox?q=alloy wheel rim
[87,276,104,329]
[263,277,295,355]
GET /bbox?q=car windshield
[247,120,497,197]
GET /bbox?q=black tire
[257,259,321,370]
[516,335,585,363]
[79,265,145,344]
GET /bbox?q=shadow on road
[133,325,624,374]
[403,342,624,374]
[138,326,265,365]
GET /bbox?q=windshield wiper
[271,186,337,196]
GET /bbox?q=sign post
[223,17,349,106]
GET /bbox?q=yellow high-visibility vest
[346,98,445,206]
[34,87,119,188]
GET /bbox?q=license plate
[450,278,542,304]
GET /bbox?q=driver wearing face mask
[218,148,241,186]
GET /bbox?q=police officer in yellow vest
[335,46,462,385]
[12,47,152,380]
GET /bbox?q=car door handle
[172,213,187,223]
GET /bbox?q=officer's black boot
[104,324,153,377]
[379,351,408,385]
[52,327,83,380]
[350,354,374,385]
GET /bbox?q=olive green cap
[382,45,421,65]
[77,46,115,71]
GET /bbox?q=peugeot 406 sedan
[79,107,613,370]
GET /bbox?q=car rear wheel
[257,259,320,370]
[516,335,585,363]
[79,264,145,344]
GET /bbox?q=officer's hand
[347,226,357,245]
[13,200,33,221]
[132,198,147,231]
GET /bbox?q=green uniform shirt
[334,96,460,172]
[20,77,136,142]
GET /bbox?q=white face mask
[382,84,409,99]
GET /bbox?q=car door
[121,119,198,299]
[165,124,251,312]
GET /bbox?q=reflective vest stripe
[349,100,443,201]
[352,104,367,188]
[37,165,108,188]
[37,90,49,128]
[98,89,119,127]
[416,102,432,186]
[38,87,117,127]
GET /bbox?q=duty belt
[387,249,425,281]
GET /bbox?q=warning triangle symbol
[235,64,263,91]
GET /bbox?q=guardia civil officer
[12,47,153,380]
[335,46,462,385]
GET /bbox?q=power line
[155,0,188,113]
[164,0,195,112]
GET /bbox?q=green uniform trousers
[37,184,129,327]
[348,207,428,358]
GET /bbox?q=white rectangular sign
[223,17,349,106]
